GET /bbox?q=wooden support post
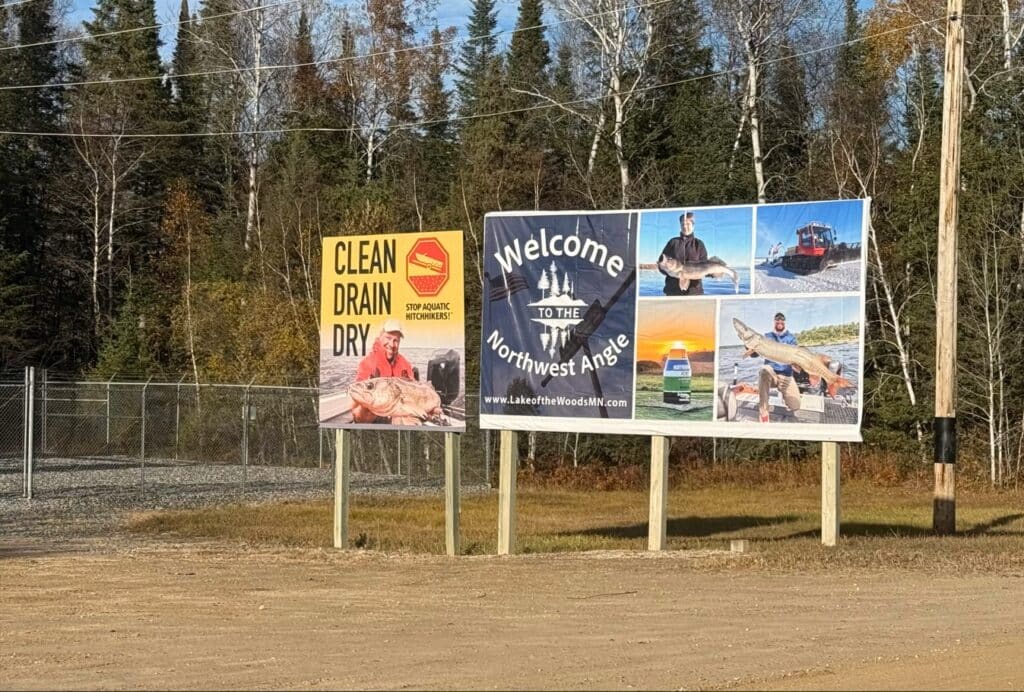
[933,0,965,535]
[333,429,351,549]
[497,429,518,555]
[648,435,669,551]
[445,432,461,556]
[821,442,840,547]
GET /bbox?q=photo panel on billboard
[637,206,753,297]
[634,299,717,422]
[480,213,637,424]
[753,199,866,294]
[479,199,868,441]
[715,295,862,431]
[319,231,466,431]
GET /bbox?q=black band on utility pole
[934,416,957,464]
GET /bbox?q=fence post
[175,375,185,461]
[241,379,253,494]
[40,368,47,455]
[140,378,150,491]
[23,366,36,499]
[22,367,27,497]
[105,373,115,449]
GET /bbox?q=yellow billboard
[319,231,465,431]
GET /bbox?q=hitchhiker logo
[530,261,586,358]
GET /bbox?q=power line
[0,0,40,10]
[0,0,304,53]
[0,0,525,54]
[0,15,944,138]
[0,0,674,92]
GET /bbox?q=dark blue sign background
[480,213,637,419]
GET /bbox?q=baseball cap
[382,318,404,336]
[774,312,786,321]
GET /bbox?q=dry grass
[126,481,1024,572]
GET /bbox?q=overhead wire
[0,0,41,9]
[0,14,946,138]
[0,0,675,91]
[0,0,305,52]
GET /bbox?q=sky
[717,295,861,347]
[638,207,753,268]
[636,299,716,361]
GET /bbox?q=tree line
[1,0,1023,483]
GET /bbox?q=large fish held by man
[658,254,739,294]
[731,318,853,398]
[348,377,447,425]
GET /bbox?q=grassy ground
[127,480,1024,571]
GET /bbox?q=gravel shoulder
[0,457,475,540]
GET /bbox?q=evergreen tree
[627,0,741,205]
[197,0,245,215]
[170,0,208,197]
[506,0,548,94]
[413,25,456,218]
[454,0,498,116]
[545,42,586,209]
[763,41,810,201]
[0,0,72,366]
[503,0,551,208]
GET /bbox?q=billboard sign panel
[480,200,868,442]
[320,230,465,432]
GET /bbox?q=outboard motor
[427,349,461,406]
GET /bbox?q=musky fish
[657,255,739,293]
[348,377,445,425]
[731,318,854,398]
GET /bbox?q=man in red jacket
[352,319,417,423]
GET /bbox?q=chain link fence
[2,368,492,503]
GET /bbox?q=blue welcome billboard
[480,201,869,442]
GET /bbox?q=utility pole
[934,0,965,535]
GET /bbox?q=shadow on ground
[781,514,1024,539]
[560,514,800,539]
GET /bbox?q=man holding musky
[753,312,801,423]
[659,211,708,296]
[351,319,417,423]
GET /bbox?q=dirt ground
[2,540,1023,690]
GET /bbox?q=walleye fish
[348,377,445,425]
[658,254,739,294]
[731,318,854,398]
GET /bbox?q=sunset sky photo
[635,299,716,363]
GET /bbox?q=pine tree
[545,41,586,208]
[628,0,741,205]
[455,0,498,116]
[412,25,456,219]
[503,0,551,208]
[170,0,208,196]
[290,8,322,118]
[506,0,548,95]
[0,0,72,365]
[763,41,810,201]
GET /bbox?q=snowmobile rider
[659,211,708,296]
[755,312,802,423]
[352,319,418,423]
